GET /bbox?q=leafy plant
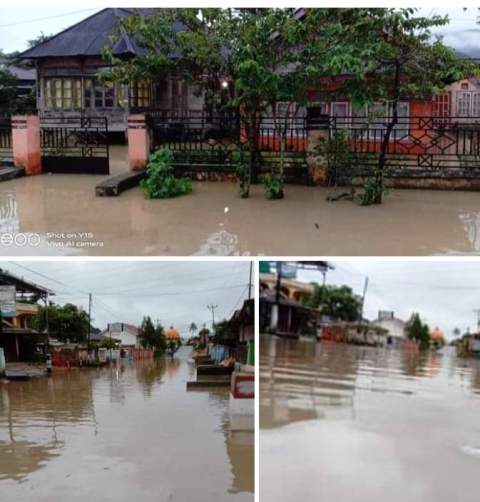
[358,175,390,206]
[264,173,284,200]
[316,130,354,187]
[140,149,192,199]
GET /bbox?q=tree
[189,322,198,335]
[30,303,90,343]
[332,8,474,204]
[405,313,431,350]
[212,318,238,347]
[198,325,210,348]
[101,9,338,195]
[0,68,18,115]
[139,316,167,355]
[304,284,362,321]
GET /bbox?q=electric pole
[248,261,253,299]
[473,309,480,331]
[207,304,218,330]
[360,276,369,321]
[88,293,92,349]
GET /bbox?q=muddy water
[2,146,480,255]
[0,347,253,502]
[260,335,480,502]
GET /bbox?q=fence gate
[0,117,12,165]
[40,116,109,174]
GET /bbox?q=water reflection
[0,348,253,501]
[261,336,480,502]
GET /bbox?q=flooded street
[260,335,480,502]
[2,146,480,255]
[0,347,253,502]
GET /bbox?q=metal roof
[18,8,184,60]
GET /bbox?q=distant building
[374,311,407,347]
[100,322,141,347]
[0,269,53,362]
[259,287,318,339]
[165,326,181,342]
[18,8,206,132]
[260,273,314,305]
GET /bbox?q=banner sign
[0,286,16,317]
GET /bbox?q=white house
[100,322,141,348]
[374,311,407,347]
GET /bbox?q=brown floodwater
[0,347,253,502]
[260,335,480,502]
[2,146,480,255]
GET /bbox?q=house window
[348,101,409,138]
[331,102,349,127]
[44,78,81,110]
[473,93,480,117]
[84,79,121,109]
[457,91,480,117]
[457,92,471,117]
[130,81,151,109]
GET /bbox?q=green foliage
[358,176,390,206]
[140,148,192,199]
[316,130,353,187]
[304,284,362,322]
[30,303,90,344]
[212,319,238,347]
[405,313,431,350]
[98,337,117,349]
[263,173,284,200]
[139,316,167,355]
[189,322,198,335]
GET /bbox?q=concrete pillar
[127,114,150,171]
[12,115,41,175]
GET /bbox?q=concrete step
[186,379,231,390]
[96,170,146,196]
[0,165,25,182]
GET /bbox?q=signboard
[281,262,297,279]
[0,285,16,317]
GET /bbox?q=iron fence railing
[0,117,12,161]
[329,115,480,171]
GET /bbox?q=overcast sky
[295,260,480,341]
[1,260,252,335]
[0,7,478,54]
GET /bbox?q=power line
[10,262,88,296]
[0,9,98,29]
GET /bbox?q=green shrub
[264,173,284,199]
[141,149,192,199]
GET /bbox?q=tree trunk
[376,60,401,204]
[249,111,259,184]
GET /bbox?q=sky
[0,7,478,54]
[294,260,480,341]
[1,260,253,335]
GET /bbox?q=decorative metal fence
[40,116,110,174]
[0,117,12,163]
[148,111,309,182]
[329,115,480,174]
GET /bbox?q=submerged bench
[96,170,146,197]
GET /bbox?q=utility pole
[207,304,218,330]
[88,293,92,349]
[473,309,480,331]
[360,276,369,321]
[45,291,49,346]
[248,261,253,299]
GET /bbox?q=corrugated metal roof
[19,8,183,59]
